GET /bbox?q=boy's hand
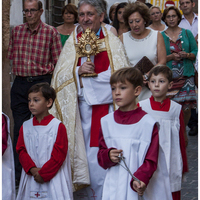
[132,180,146,196]
[34,172,44,184]
[30,167,40,176]
[109,149,123,163]
[30,167,44,183]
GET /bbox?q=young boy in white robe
[16,82,73,200]
[98,67,172,200]
[2,112,16,200]
[138,65,188,200]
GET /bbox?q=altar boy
[98,67,172,200]
[16,82,73,200]
[139,65,188,200]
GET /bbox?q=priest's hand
[109,149,123,163]
[132,180,146,196]
[78,61,95,75]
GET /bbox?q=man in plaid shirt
[7,0,62,186]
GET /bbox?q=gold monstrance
[76,28,101,77]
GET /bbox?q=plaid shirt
[7,20,62,77]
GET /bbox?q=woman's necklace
[165,28,181,42]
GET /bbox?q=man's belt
[16,74,52,83]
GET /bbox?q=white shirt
[179,13,198,37]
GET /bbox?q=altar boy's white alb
[16,118,73,200]
[2,113,16,200]
[101,112,172,200]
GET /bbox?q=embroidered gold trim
[73,30,80,89]
[102,26,116,110]
[103,26,114,74]
[55,78,74,93]
[54,98,63,121]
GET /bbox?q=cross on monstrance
[75,28,103,77]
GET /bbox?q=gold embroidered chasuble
[50,25,129,191]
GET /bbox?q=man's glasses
[22,9,39,15]
[151,12,161,16]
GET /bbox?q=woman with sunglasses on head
[161,6,197,155]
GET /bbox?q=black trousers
[188,108,198,129]
[11,75,52,181]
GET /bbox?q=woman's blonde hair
[149,6,161,13]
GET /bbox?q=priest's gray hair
[78,0,105,16]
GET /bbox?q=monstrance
[75,28,102,77]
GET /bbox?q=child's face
[148,73,173,102]
[28,91,52,119]
[111,80,141,111]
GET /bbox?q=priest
[50,0,129,199]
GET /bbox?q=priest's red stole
[77,30,110,147]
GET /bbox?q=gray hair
[24,0,43,10]
[78,0,105,16]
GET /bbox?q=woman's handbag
[166,77,186,98]
[134,56,154,75]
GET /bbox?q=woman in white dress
[148,6,168,32]
[120,1,166,100]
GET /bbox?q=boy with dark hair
[139,65,188,200]
[16,82,73,200]
[98,67,172,200]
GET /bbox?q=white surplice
[101,112,172,200]
[16,118,73,200]
[2,113,16,200]
[73,53,114,200]
[139,99,183,192]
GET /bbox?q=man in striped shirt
[7,0,62,186]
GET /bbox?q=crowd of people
[2,0,198,199]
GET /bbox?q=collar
[33,114,54,126]
[182,12,198,20]
[116,106,142,116]
[150,95,170,111]
[96,27,102,36]
[114,107,146,124]
[26,20,42,34]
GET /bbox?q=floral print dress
[168,30,196,110]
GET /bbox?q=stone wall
[193,0,198,14]
[2,0,13,138]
